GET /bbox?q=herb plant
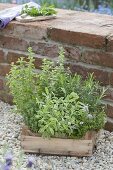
[7,47,106,139]
[21,4,57,17]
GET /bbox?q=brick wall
[1,4,113,131]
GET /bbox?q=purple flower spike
[26,157,34,168]
[5,152,13,166]
[4,164,11,170]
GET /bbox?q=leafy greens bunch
[21,4,57,17]
[7,47,106,138]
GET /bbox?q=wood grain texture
[16,15,56,23]
[21,126,97,156]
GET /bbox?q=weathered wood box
[21,126,97,157]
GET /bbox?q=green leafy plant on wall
[21,4,57,17]
[7,47,106,139]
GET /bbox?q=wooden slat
[21,126,97,156]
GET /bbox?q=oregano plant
[7,47,106,138]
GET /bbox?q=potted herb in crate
[7,47,106,156]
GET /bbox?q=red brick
[7,52,20,64]
[0,64,11,76]
[0,23,47,41]
[30,42,59,58]
[13,24,47,40]
[0,79,4,90]
[0,35,29,51]
[30,42,82,61]
[7,52,21,64]
[48,28,106,49]
[68,63,110,86]
[106,35,113,52]
[0,90,13,105]
[105,120,113,132]
[64,46,81,61]
[34,57,43,69]
[81,50,113,68]
[109,72,113,86]
[0,50,5,63]
[104,88,113,102]
[7,51,43,69]
[106,104,113,118]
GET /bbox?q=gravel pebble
[0,100,113,170]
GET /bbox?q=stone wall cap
[1,3,113,48]
[1,3,113,36]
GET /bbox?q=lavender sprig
[26,157,34,169]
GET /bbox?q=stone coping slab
[1,3,113,49]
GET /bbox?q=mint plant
[7,48,38,125]
[7,47,106,139]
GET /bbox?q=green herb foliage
[21,4,57,17]
[7,47,106,138]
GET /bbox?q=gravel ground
[0,100,113,170]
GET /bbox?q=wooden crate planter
[21,126,97,157]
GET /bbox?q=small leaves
[21,4,57,17]
[7,47,106,139]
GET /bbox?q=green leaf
[7,47,106,139]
